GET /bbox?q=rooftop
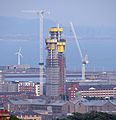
[79,85,116,91]
[48,100,68,106]
[10,111,39,116]
[82,100,108,106]
[9,99,46,105]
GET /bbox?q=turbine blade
[19,48,22,53]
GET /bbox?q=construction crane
[70,22,88,80]
[22,10,50,95]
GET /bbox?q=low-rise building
[7,98,71,119]
[35,83,40,96]
[79,85,116,98]
[18,81,35,93]
[68,84,79,100]
[11,111,42,120]
[0,108,10,120]
[0,81,18,92]
[0,92,35,99]
[70,98,116,114]
[0,70,4,82]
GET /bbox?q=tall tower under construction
[46,27,66,99]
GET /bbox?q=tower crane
[38,10,50,96]
[22,10,50,95]
[70,22,88,80]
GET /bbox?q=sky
[0,0,116,27]
[0,0,116,71]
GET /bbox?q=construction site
[45,27,66,99]
[1,12,116,100]
[0,0,116,119]
[1,23,116,119]
[1,17,116,120]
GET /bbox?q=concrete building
[0,70,4,82]
[0,81,18,92]
[46,27,66,99]
[35,83,40,96]
[7,64,30,70]
[0,92,35,99]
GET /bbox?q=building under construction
[46,27,66,99]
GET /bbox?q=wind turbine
[70,22,89,80]
[15,48,23,65]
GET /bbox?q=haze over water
[0,0,116,71]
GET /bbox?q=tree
[10,115,21,120]
[59,111,116,120]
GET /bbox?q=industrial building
[7,98,70,119]
[70,99,116,114]
[45,27,66,99]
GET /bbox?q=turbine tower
[70,22,88,80]
[16,48,23,65]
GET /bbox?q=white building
[35,83,40,96]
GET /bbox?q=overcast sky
[0,0,116,27]
[0,0,116,70]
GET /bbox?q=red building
[18,82,35,93]
[0,109,10,120]
[68,84,79,100]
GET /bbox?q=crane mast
[22,10,49,95]
[38,10,50,95]
[38,11,44,96]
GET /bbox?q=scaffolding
[46,27,66,99]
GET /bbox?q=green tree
[59,111,116,120]
[10,115,21,120]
